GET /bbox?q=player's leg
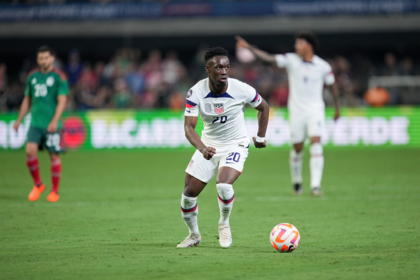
[309,137,323,196]
[308,114,325,196]
[26,127,45,201]
[177,150,217,248]
[289,115,306,195]
[177,175,206,248]
[44,130,64,202]
[217,147,248,248]
[46,153,61,202]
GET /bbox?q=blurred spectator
[94,61,107,87]
[0,81,24,112]
[270,82,289,107]
[113,79,131,109]
[399,57,414,76]
[0,63,7,93]
[380,53,399,76]
[75,80,95,110]
[125,64,145,95]
[66,49,83,86]
[335,56,358,107]
[78,63,97,91]
[156,83,171,108]
[162,51,186,85]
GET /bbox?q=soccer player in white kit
[236,32,340,196]
[177,47,270,248]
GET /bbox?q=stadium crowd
[0,47,419,112]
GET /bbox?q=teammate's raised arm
[184,115,216,160]
[252,99,269,148]
[235,36,277,65]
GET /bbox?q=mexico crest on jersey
[214,103,224,114]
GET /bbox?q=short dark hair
[37,45,54,55]
[204,47,229,63]
[295,31,319,51]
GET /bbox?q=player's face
[205,56,230,86]
[37,51,54,70]
[294,39,312,57]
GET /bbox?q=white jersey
[185,77,262,148]
[275,53,335,114]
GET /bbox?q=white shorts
[289,111,325,144]
[186,145,249,183]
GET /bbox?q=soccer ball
[270,223,300,253]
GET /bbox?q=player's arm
[252,98,269,149]
[47,95,67,133]
[235,36,277,65]
[14,76,33,132]
[13,96,31,132]
[324,68,340,121]
[184,116,216,160]
[326,83,340,121]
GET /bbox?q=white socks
[217,183,235,225]
[289,150,303,184]
[289,143,324,188]
[181,184,234,235]
[310,143,324,188]
[180,194,199,234]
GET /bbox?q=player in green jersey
[14,46,69,202]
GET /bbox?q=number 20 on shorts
[226,152,240,163]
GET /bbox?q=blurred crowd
[0,47,419,112]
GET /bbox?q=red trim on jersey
[52,68,68,81]
[28,67,40,76]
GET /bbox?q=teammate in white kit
[177,47,269,248]
[236,31,340,196]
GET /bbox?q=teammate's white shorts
[289,111,325,144]
[186,145,249,183]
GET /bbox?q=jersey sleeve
[58,75,69,96]
[184,88,200,117]
[24,76,32,97]
[324,64,335,85]
[245,84,263,108]
[275,53,290,68]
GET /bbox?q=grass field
[0,148,419,279]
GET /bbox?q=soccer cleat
[177,233,201,248]
[47,191,59,202]
[28,184,45,201]
[218,224,232,248]
[293,183,303,196]
[311,187,323,197]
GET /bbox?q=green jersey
[25,68,69,129]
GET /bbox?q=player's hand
[253,137,267,149]
[334,110,340,121]
[200,147,216,160]
[13,122,20,132]
[47,121,58,133]
[235,35,250,49]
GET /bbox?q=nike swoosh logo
[186,110,191,113]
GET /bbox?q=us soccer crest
[214,103,224,114]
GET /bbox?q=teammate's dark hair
[37,45,54,55]
[204,47,229,63]
[295,31,319,51]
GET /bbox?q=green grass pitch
[0,148,419,279]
